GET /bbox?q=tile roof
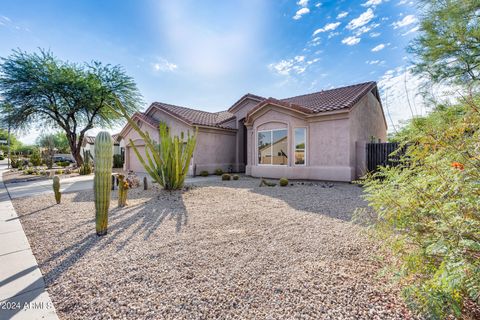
[281,81,377,113]
[151,102,235,129]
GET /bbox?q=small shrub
[57,161,70,168]
[0,155,4,160]
[199,170,209,177]
[10,158,19,168]
[55,169,63,175]
[279,178,289,187]
[215,168,223,175]
[24,168,35,175]
[221,173,231,181]
[30,148,42,167]
[232,174,239,180]
[79,163,92,175]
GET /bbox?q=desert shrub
[29,148,42,167]
[79,163,92,175]
[279,177,288,187]
[10,157,19,168]
[221,173,231,181]
[54,169,63,175]
[361,97,480,319]
[232,174,239,180]
[199,170,209,177]
[113,154,124,168]
[215,168,223,175]
[24,168,34,175]
[56,161,70,167]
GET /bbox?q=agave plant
[111,98,197,190]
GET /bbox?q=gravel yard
[13,177,414,319]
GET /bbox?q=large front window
[294,128,306,165]
[258,129,288,165]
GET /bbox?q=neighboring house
[119,81,387,181]
[81,133,123,158]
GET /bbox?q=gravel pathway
[12,178,415,319]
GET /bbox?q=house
[119,81,387,181]
[81,133,123,157]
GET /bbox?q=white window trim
[293,127,307,166]
[257,128,288,166]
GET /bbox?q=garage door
[127,145,147,173]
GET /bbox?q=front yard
[13,178,414,319]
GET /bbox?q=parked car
[52,156,75,163]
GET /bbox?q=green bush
[221,173,231,181]
[79,163,92,175]
[56,161,70,167]
[232,174,239,180]
[55,169,63,175]
[279,177,288,187]
[113,154,124,168]
[199,170,209,177]
[24,168,35,175]
[215,168,223,175]
[0,155,4,160]
[30,148,42,167]
[361,98,480,319]
[10,157,19,168]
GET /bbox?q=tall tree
[36,132,71,154]
[0,50,142,165]
[409,0,480,86]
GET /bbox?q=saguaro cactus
[94,131,113,236]
[118,174,128,207]
[52,176,61,204]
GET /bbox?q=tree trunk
[67,133,83,166]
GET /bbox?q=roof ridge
[281,81,376,101]
[154,101,228,116]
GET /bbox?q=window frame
[293,127,307,166]
[257,128,288,166]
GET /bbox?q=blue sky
[0,0,423,142]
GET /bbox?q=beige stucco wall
[348,92,387,178]
[121,108,237,175]
[230,98,262,172]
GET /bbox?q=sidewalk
[0,164,58,319]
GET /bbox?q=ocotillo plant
[52,176,61,204]
[94,131,113,236]
[117,174,128,207]
[110,97,197,190]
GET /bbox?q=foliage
[279,177,289,187]
[37,132,70,154]
[0,127,21,153]
[52,176,61,204]
[29,148,42,167]
[408,0,480,85]
[221,173,231,181]
[232,174,239,180]
[112,98,197,190]
[199,170,209,177]
[259,178,276,187]
[79,150,92,175]
[57,161,70,167]
[94,131,113,236]
[215,168,223,176]
[361,95,480,319]
[113,154,124,168]
[0,49,142,165]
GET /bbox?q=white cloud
[312,22,341,35]
[366,60,385,65]
[346,8,374,30]
[370,32,381,37]
[342,36,361,45]
[328,31,340,38]
[269,55,319,76]
[293,7,310,20]
[353,23,380,36]
[297,0,309,7]
[402,25,419,36]
[315,2,322,7]
[153,58,178,72]
[362,0,383,7]
[392,15,417,28]
[337,11,349,19]
[371,43,385,52]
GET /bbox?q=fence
[366,142,406,172]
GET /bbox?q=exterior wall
[121,108,237,175]
[246,105,354,182]
[230,99,263,172]
[194,128,236,174]
[348,92,387,178]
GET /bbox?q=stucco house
[119,81,387,182]
[81,134,123,158]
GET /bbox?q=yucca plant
[111,98,197,190]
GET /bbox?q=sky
[0,0,432,143]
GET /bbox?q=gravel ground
[13,177,416,319]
